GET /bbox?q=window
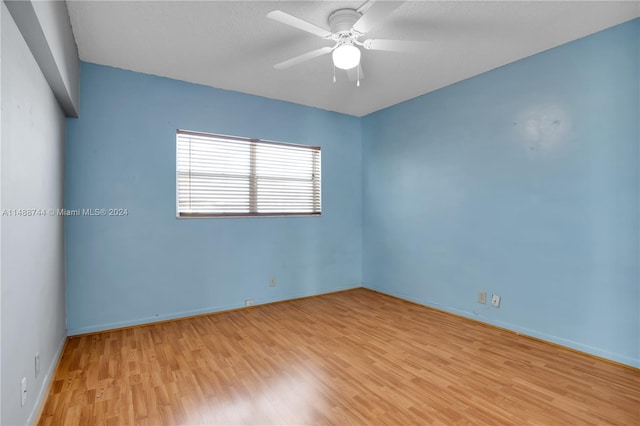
[176,130,321,217]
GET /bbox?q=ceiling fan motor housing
[328,9,362,36]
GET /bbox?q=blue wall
[67,19,638,367]
[65,63,362,334]
[362,19,639,367]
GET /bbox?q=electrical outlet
[491,294,501,308]
[478,291,486,304]
[35,353,40,378]
[245,299,254,307]
[269,277,276,287]
[21,377,27,407]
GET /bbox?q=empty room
[1,0,639,425]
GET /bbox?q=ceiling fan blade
[363,39,427,53]
[274,46,333,70]
[356,0,375,14]
[347,64,365,82]
[352,1,405,34]
[267,10,332,38]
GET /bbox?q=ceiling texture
[66,1,639,117]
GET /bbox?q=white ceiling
[66,1,639,117]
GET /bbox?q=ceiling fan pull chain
[333,64,336,83]
[357,66,360,87]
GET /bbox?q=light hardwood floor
[39,288,639,425]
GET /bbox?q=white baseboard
[27,334,66,425]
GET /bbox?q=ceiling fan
[267,0,424,86]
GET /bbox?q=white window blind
[177,130,321,217]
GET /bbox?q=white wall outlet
[245,299,254,307]
[478,291,487,304]
[491,294,501,308]
[35,353,40,378]
[21,377,27,407]
[269,277,276,287]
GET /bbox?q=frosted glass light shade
[332,44,361,70]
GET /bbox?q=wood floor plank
[39,288,639,425]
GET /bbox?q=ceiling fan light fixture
[332,44,361,70]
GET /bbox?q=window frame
[175,129,322,218]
